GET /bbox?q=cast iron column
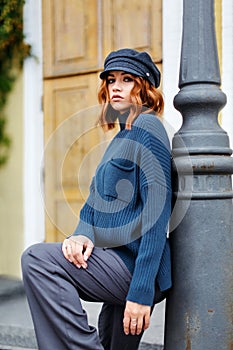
[164,1,233,349]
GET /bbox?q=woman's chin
[111,102,130,114]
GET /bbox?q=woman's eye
[124,77,133,82]
[107,78,115,84]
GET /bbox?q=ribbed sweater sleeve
[73,177,95,244]
[126,183,171,305]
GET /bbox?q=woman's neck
[118,110,130,130]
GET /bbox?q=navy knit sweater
[73,112,172,306]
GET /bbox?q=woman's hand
[62,235,94,269]
[123,300,151,335]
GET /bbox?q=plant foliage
[0,0,31,166]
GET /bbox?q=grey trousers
[21,243,164,350]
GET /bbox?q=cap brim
[99,66,142,80]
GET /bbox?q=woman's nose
[112,81,122,91]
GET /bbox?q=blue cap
[100,48,161,88]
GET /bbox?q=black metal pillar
[164,1,233,349]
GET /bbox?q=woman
[21,48,172,350]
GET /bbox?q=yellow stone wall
[0,74,24,278]
[215,0,222,72]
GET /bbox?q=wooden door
[43,74,103,242]
[42,0,162,242]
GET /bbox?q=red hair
[97,75,164,131]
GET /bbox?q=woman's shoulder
[134,113,163,130]
[133,113,170,145]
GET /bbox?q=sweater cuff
[72,219,95,244]
[126,288,154,306]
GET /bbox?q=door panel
[43,0,99,77]
[102,0,162,63]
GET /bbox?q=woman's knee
[21,242,63,277]
[21,243,43,277]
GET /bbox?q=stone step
[0,340,163,350]
[0,326,163,350]
[0,276,164,349]
[0,276,25,300]
[0,346,36,350]
[0,326,37,350]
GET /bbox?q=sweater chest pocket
[103,159,135,203]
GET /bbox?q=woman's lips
[111,95,123,101]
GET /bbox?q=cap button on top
[146,72,150,76]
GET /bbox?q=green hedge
[0,0,31,166]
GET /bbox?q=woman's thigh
[22,242,132,305]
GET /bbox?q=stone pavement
[0,276,165,350]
